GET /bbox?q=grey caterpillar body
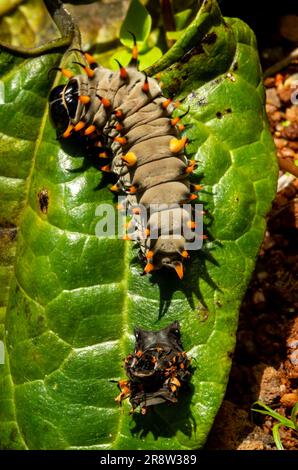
[49,49,201,279]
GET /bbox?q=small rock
[289,350,298,366]
[287,339,298,349]
[281,123,298,140]
[277,85,293,103]
[274,137,287,149]
[279,146,296,159]
[266,88,281,108]
[286,106,298,123]
[257,271,268,281]
[238,440,264,450]
[253,290,266,303]
[280,391,298,408]
[256,365,281,404]
[264,77,276,88]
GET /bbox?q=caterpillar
[49,39,201,279]
[115,321,192,414]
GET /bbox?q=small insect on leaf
[115,321,192,414]
[37,188,49,214]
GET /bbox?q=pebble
[280,392,298,408]
[287,339,298,349]
[257,271,268,281]
[253,290,266,303]
[289,350,298,366]
[266,88,281,108]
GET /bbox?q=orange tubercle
[114,109,123,119]
[128,185,137,194]
[84,52,96,65]
[62,124,73,138]
[101,165,111,172]
[187,220,196,229]
[193,184,203,191]
[61,69,74,79]
[79,95,90,104]
[146,250,154,260]
[121,152,137,166]
[144,263,154,274]
[142,76,150,93]
[174,263,184,280]
[114,136,127,145]
[169,136,188,153]
[115,123,123,132]
[171,117,180,126]
[100,97,111,108]
[84,125,96,135]
[162,98,172,109]
[84,67,95,78]
[132,45,138,60]
[74,121,85,132]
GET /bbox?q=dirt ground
[206,65,298,450]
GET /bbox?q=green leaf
[272,423,284,450]
[111,45,163,71]
[252,402,295,429]
[0,0,278,450]
[120,0,152,50]
[166,30,186,41]
[0,0,52,49]
[174,9,193,30]
[0,0,23,16]
[291,403,298,431]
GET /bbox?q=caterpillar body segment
[49,55,201,279]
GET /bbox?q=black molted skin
[116,321,192,413]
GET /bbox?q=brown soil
[206,67,298,450]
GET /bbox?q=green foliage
[113,0,162,70]
[0,0,278,450]
[120,0,152,49]
[252,401,298,450]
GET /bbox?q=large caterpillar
[49,41,201,279]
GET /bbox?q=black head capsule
[49,84,69,134]
[64,79,79,119]
[49,79,79,135]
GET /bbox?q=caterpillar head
[145,236,186,279]
[49,79,79,134]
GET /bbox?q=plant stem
[160,0,175,48]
